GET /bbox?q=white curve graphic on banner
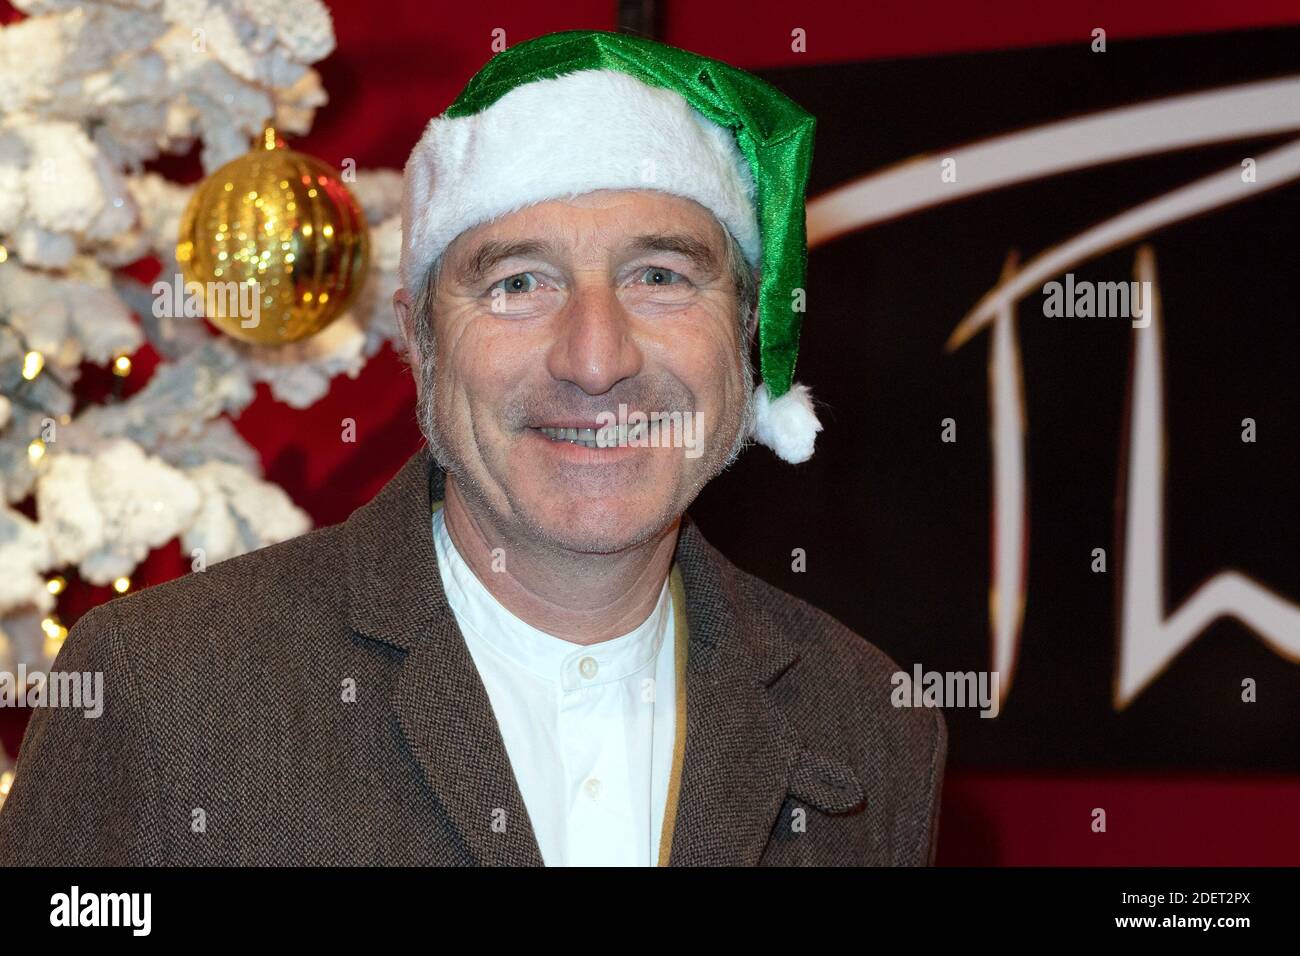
[807,76,1300,240]
[1119,247,1300,708]
[807,75,1300,709]
[989,252,1027,697]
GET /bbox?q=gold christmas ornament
[177,128,369,345]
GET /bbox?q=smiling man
[0,30,945,867]
[418,190,749,567]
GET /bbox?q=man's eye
[491,272,539,294]
[637,266,686,286]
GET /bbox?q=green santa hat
[399,29,821,463]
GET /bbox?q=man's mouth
[533,422,650,449]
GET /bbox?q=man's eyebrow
[453,231,722,287]
[456,238,556,287]
[625,233,722,276]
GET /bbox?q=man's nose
[545,282,643,396]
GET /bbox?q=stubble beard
[414,356,754,558]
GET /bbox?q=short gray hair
[401,225,758,464]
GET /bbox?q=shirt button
[578,656,598,680]
[584,778,602,800]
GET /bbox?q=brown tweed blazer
[0,448,946,866]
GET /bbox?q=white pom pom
[751,381,822,463]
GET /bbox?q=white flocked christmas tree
[0,0,405,696]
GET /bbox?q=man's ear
[393,287,417,361]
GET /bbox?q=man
[0,30,945,866]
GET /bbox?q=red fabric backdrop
[5,0,1299,864]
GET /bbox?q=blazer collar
[342,447,863,865]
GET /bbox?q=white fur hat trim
[399,68,760,291]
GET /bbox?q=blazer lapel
[343,448,544,866]
[664,517,803,866]
[392,616,544,865]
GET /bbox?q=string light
[112,354,132,377]
[27,438,45,463]
[113,576,131,594]
[46,575,67,596]
[21,350,43,380]
[41,615,68,658]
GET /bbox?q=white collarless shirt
[431,505,677,867]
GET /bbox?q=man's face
[413,189,751,555]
